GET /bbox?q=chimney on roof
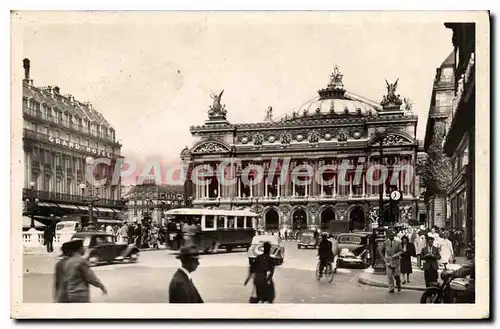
[53,86,60,94]
[23,58,32,85]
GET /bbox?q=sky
[18,11,454,168]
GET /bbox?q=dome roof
[293,91,380,116]
[277,66,382,120]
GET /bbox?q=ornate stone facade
[182,67,422,231]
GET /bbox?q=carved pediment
[368,133,415,147]
[191,141,231,154]
[382,134,414,146]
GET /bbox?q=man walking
[414,230,426,269]
[62,239,108,302]
[421,235,441,287]
[53,241,71,302]
[44,225,54,253]
[380,229,403,293]
[169,246,204,303]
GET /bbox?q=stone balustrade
[22,228,75,249]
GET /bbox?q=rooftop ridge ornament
[380,79,403,108]
[328,65,344,90]
[264,106,274,122]
[207,89,227,121]
[318,65,346,100]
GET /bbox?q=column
[238,177,241,197]
[362,172,365,196]
[333,175,336,197]
[264,177,268,197]
[349,174,353,197]
[277,181,281,197]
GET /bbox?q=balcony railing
[22,188,125,208]
[192,193,419,205]
[23,106,120,145]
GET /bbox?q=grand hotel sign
[48,136,113,158]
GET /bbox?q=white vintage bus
[164,208,257,253]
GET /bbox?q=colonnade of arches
[262,205,367,231]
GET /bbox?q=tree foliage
[422,121,452,197]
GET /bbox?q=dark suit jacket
[169,269,204,303]
[421,245,441,271]
[318,240,333,259]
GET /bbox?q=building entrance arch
[292,208,308,231]
[264,208,279,231]
[349,206,366,231]
[320,207,335,231]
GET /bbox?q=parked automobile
[71,231,140,266]
[336,231,372,268]
[297,230,318,249]
[247,235,285,266]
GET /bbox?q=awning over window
[77,205,89,210]
[57,204,72,208]
[95,207,115,213]
[37,202,58,207]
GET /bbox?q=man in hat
[53,241,71,302]
[169,245,204,303]
[421,235,441,287]
[380,228,403,293]
[62,239,107,302]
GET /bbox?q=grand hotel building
[22,58,125,225]
[182,67,426,232]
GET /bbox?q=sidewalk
[23,244,169,256]
[358,257,469,291]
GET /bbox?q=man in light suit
[169,245,204,303]
[380,229,403,293]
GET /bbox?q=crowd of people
[83,221,168,249]
[380,225,472,293]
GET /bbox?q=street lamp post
[372,127,387,273]
[79,183,100,226]
[375,127,387,226]
[26,181,39,229]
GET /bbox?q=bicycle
[316,259,334,283]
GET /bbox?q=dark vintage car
[297,230,318,249]
[71,232,140,266]
[247,235,285,266]
[336,231,372,268]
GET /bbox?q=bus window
[227,216,235,229]
[245,217,253,229]
[204,215,216,231]
[192,216,201,226]
[236,216,244,229]
[217,216,226,229]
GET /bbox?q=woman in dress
[244,241,276,303]
[400,235,416,284]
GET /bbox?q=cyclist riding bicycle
[317,233,334,277]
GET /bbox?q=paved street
[23,241,422,303]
